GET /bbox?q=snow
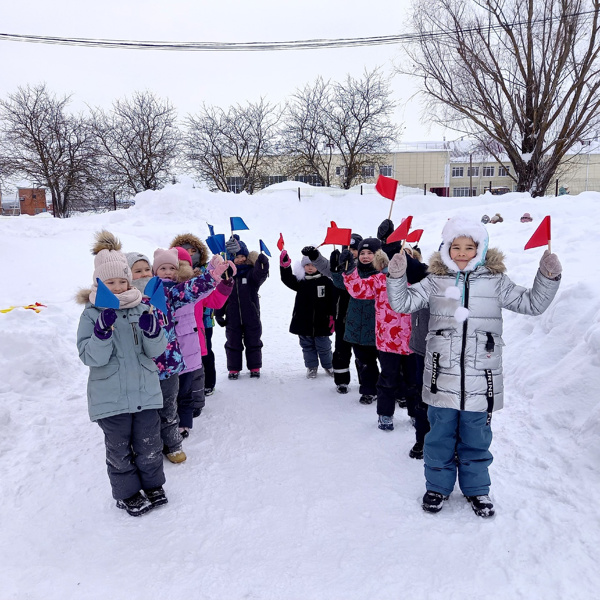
[1,182,599,599]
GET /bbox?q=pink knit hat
[93,249,132,284]
[175,246,193,267]
[153,248,179,274]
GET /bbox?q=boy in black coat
[280,249,336,379]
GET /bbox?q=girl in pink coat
[343,249,413,431]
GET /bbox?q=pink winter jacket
[193,279,233,354]
[343,269,412,355]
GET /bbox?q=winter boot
[116,491,153,517]
[192,408,202,418]
[324,368,335,377]
[396,397,407,409]
[378,415,394,431]
[250,369,261,379]
[144,486,168,508]
[409,442,424,459]
[422,491,448,513]
[359,394,376,405]
[466,495,495,518]
[178,427,190,439]
[306,367,318,379]
[336,384,349,394]
[166,450,187,464]
[228,371,239,380]
[204,387,214,396]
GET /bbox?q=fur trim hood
[439,216,489,273]
[372,249,389,272]
[75,288,93,305]
[170,233,210,267]
[246,250,259,266]
[428,247,506,276]
[91,230,122,255]
[292,261,324,281]
[175,261,195,283]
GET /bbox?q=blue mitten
[139,312,160,338]
[94,308,117,339]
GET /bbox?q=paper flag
[386,216,414,244]
[143,277,168,315]
[524,216,551,250]
[259,240,272,257]
[375,174,399,201]
[230,216,249,231]
[322,221,352,246]
[206,233,226,255]
[277,233,285,251]
[207,223,215,236]
[406,229,424,243]
[95,278,120,309]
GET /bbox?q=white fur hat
[440,215,489,273]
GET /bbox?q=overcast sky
[0,0,450,142]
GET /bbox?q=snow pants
[424,406,493,497]
[353,343,379,396]
[405,353,430,445]
[298,335,333,369]
[178,366,205,428]
[97,409,165,500]
[376,351,412,417]
[225,321,263,372]
[332,318,354,386]
[159,375,183,453]
[202,326,216,390]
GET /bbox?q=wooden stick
[388,200,394,220]
[548,240,552,254]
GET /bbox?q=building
[16,188,49,215]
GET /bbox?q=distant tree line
[0,69,399,217]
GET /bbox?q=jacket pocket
[139,356,161,396]
[425,330,454,368]
[474,331,505,370]
[88,362,120,404]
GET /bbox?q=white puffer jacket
[387,248,560,413]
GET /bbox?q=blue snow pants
[424,406,493,497]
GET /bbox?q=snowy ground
[1,183,599,600]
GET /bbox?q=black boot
[409,442,424,459]
[116,491,153,517]
[422,491,448,513]
[466,495,495,518]
[144,486,168,508]
[359,394,376,405]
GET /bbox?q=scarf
[89,285,143,309]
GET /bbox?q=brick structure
[18,188,48,215]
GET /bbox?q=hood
[428,247,506,276]
[170,233,210,268]
[439,215,489,273]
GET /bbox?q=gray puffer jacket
[387,248,560,413]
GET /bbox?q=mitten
[377,219,394,242]
[94,308,117,339]
[210,260,229,280]
[330,249,342,273]
[224,260,237,279]
[216,314,227,327]
[139,312,160,338]
[539,250,562,279]
[208,254,225,271]
[301,246,320,261]
[388,252,407,278]
[339,249,355,274]
[280,250,291,268]
[225,235,240,256]
[256,253,269,265]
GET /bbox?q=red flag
[405,228,424,243]
[277,233,285,251]
[524,216,551,250]
[386,216,413,244]
[375,175,398,201]
[322,221,352,246]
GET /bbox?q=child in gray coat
[77,231,168,517]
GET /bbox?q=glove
[388,251,407,278]
[225,236,240,256]
[216,314,227,327]
[330,249,342,273]
[377,219,394,242]
[94,308,117,339]
[339,249,356,274]
[139,312,160,338]
[301,246,320,261]
[539,250,562,279]
[280,250,291,268]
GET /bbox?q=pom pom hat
[91,230,132,284]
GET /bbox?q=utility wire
[0,10,596,52]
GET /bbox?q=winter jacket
[280,262,336,337]
[386,248,560,413]
[332,262,378,346]
[215,251,269,330]
[343,269,411,354]
[77,301,167,422]
[193,279,233,354]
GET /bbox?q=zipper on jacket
[460,273,470,410]
[236,279,243,325]
[131,323,139,345]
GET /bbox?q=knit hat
[349,234,363,250]
[357,237,382,254]
[94,249,132,284]
[234,235,249,257]
[301,256,313,267]
[153,248,179,274]
[176,247,193,267]
[520,212,533,222]
[126,251,151,271]
[377,219,394,242]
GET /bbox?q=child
[387,215,562,517]
[172,247,234,434]
[126,251,153,293]
[341,245,412,431]
[332,238,381,404]
[152,247,228,463]
[170,233,219,398]
[215,235,269,379]
[76,231,168,517]
[280,248,336,378]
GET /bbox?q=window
[361,165,375,177]
[498,165,510,177]
[452,187,477,197]
[19,196,25,202]
[266,175,286,186]
[452,167,464,177]
[482,166,494,177]
[467,166,479,177]
[226,177,245,194]
[335,166,348,177]
[379,165,393,177]
[295,174,322,186]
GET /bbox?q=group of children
[78,213,562,519]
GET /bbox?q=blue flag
[206,233,226,255]
[259,239,271,257]
[95,278,120,309]
[143,276,168,316]
[207,223,215,237]
[230,216,249,231]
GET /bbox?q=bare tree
[184,98,280,194]
[404,0,600,196]
[92,91,181,197]
[0,84,102,218]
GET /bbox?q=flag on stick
[144,277,168,315]
[386,216,414,244]
[321,221,352,246]
[259,240,272,257]
[95,278,120,309]
[276,233,285,251]
[207,223,215,236]
[206,233,226,255]
[524,216,552,251]
[230,217,249,231]
[375,175,398,200]
[405,228,424,243]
